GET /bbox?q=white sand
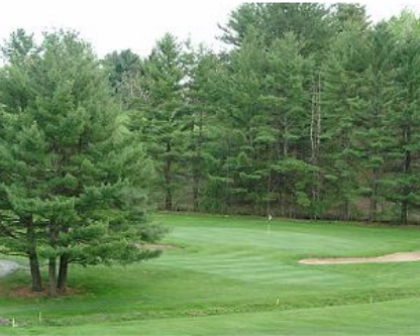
[299,252,420,265]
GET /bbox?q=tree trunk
[283,121,289,159]
[342,199,350,221]
[192,109,203,212]
[47,223,58,296]
[57,254,69,293]
[165,183,172,211]
[266,163,273,217]
[164,142,173,211]
[310,74,322,220]
[369,172,378,222]
[224,137,231,215]
[48,257,57,296]
[29,252,43,292]
[401,123,411,225]
[25,216,43,292]
[193,174,199,212]
[369,194,378,222]
[401,200,409,225]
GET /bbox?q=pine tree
[352,22,395,221]
[384,12,420,224]
[134,34,187,211]
[220,3,333,56]
[214,29,266,213]
[322,24,371,220]
[0,29,44,292]
[182,45,219,211]
[261,32,312,217]
[102,49,143,110]
[0,30,163,295]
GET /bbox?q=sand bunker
[299,252,420,265]
[137,243,178,250]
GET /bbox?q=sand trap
[137,243,178,250]
[299,252,420,265]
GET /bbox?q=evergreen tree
[102,49,143,109]
[354,22,395,221]
[134,34,187,211]
[220,3,333,56]
[384,13,420,224]
[0,30,163,295]
[183,45,219,211]
[262,32,312,217]
[322,23,371,220]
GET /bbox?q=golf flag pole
[267,214,272,235]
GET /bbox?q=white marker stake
[39,312,42,324]
[12,318,16,328]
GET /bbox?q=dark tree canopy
[110,4,420,224]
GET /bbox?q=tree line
[1,3,420,295]
[104,3,420,224]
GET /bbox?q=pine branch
[0,222,18,239]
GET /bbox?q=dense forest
[102,3,420,224]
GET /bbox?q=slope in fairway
[2,213,420,335]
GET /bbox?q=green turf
[2,213,420,335]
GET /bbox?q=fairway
[2,213,420,335]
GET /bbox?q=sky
[0,0,419,58]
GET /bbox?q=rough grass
[2,213,420,335]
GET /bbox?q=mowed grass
[2,213,420,335]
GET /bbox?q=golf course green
[2,213,420,335]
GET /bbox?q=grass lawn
[2,213,420,335]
